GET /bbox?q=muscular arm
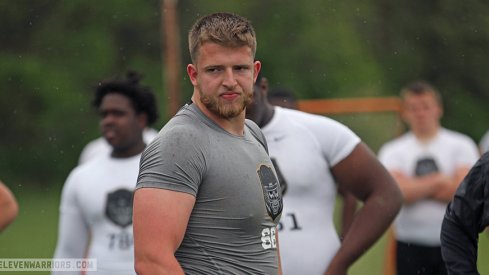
[325,143,403,275]
[0,181,18,232]
[133,188,195,275]
[390,166,472,204]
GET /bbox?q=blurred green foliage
[1,0,488,188]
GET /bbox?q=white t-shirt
[378,128,479,246]
[78,128,158,164]
[262,107,360,275]
[480,130,489,154]
[53,154,141,275]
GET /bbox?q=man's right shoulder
[152,114,211,152]
[162,111,205,135]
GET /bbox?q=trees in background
[1,0,488,186]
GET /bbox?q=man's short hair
[400,81,443,106]
[93,70,159,126]
[188,12,257,63]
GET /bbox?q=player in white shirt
[52,71,159,275]
[246,75,403,275]
[78,128,158,165]
[266,85,357,237]
[378,81,479,275]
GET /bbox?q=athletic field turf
[1,185,488,274]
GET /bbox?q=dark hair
[400,81,442,106]
[268,87,297,103]
[93,71,159,126]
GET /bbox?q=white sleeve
[378,143,399,169]
[308,117,360,166]
[142,127,159,144]
[480,130,489,154]
[78,138,109,165]
[455,136,480,167]
[52,171,89,274]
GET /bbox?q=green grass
[349,227,489,274]
[0,185,60,275]
[1,186,489,274]
[341,198,489,274]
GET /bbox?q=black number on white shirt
[278,213,302,231]
[108,232,133,250]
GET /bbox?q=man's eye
[235,66,251,73]
[206,67,221,73]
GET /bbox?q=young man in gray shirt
[133,12,283,275]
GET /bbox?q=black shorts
[396,241,447,275]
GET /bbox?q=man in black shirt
[441,152,489,274]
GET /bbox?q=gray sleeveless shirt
[137,103,283,274]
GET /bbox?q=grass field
[2,185,489,274]
[0,185,60,275]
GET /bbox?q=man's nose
[222,68,237,89]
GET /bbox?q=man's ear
[187,64,198,86]
[253,60,261,82]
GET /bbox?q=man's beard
[199,89,253,119]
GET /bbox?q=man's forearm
[327,186,402,272]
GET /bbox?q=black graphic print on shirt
[257,164,283,221]
[105,188,133,228]
[415,157,439,176]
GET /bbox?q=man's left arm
[325,142,403,275]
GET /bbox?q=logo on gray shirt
[257,165,283,221]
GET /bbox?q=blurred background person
[378,81,479,275]
[264,81,358,238]
[0,180,18,232]
[52,71,159,275]
[267,86,299,109]
[246,74,402,275]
